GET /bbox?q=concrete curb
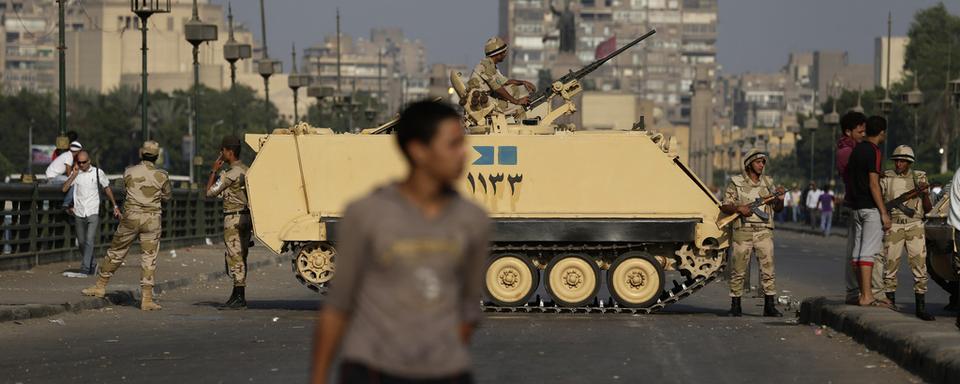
[800,296,960,384]
[0,253,287,323]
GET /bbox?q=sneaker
[62,272,85,278]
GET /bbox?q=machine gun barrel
[525,29,657,111]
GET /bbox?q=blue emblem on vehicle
[498,146,518,165]
[473,146,495,165]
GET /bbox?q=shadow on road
[191,300,321,311]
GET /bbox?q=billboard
[31,145,57,166]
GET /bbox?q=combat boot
[915,293,935,321]
[223,286,240,306]
[763,295,783,317]
[140,286,162,311]
[885,292,896,306]
[81,276,110,298]
[225,286,246,309]
[728,297,742,317]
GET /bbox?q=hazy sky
[216,0,960,75]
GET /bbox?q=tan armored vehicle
[243,30,734,313]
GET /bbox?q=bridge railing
[0,183,223,271]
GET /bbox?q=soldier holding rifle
[880,145,935,320]
[720,149,785,317]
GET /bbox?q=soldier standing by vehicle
[464,37,535,116]
[81,141,171,311]
[880,145,935,320]
[205,136,252,309]
[721,149,785,317]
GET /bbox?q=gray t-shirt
[326,183,491,378]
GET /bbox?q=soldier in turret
[206,136,253,309]
[880,145,935,320]
[720,149,786,317]
[81,141,171,311]
[464,37,536,117]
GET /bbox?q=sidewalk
[0,244,286,323]
[801,297,960,383]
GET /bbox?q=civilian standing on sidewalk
[311,101,490,384]
[805,182,822,229]
[838,111,867,304]
[817,185,835,237]
[846,116,892,308]
[60,151,121,277]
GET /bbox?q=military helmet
[743,149,768,168]
[140,140,160,157]
[484,36,508,57]
[890,145,915,163]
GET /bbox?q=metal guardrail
[0,183,223,271]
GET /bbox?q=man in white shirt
[60,151,120,277]
[947,169,960,329]
[806,184,823,229]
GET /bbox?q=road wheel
[484,253,539,306]
[293,242,337,291]
[545,253,600,307]
[607,251,664,308]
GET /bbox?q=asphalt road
[0,230,944,384]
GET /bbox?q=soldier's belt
[224,209,250,216]
[735,225,772,232]
[892,216,921,225]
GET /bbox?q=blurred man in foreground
[311,101,491,384]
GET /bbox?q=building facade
[499,0,718,125]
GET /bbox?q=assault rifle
[884,184,929,217]
[717,190,785,229]
[524,29,657,111]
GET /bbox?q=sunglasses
[77,160,89,165]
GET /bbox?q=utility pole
[56,0,66,140]
[878,12,894,156]
[288,43,311,123]
[378,48,383,122]
[336,8,342,129]
[257,0,281,133]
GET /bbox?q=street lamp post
[902,74,923,149]
[288,44,311,124]
[803,115,819,182]
[131,0,171,141]
[257,0,282,133]
[184,0,218,185]
[222,2,251,136]
[222,3,251,90]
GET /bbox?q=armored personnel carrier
[243,30,734,313]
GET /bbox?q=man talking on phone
[205,136,253,308]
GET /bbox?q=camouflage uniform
[98,160,171,286]
[206,160,252,287]
[83,141,171,310]
[724,173,777,297]
[881,169,929,294]
[466,37,524,118]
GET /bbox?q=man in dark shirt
[838,111,867,304]
[845,116,892,308]
[311,101,490,384]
